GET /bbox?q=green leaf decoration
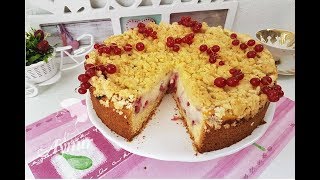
[28,54,41,63]
[61,153,93,170]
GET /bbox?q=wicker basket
[25,56,58,84]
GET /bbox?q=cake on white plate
[76,16,283,153]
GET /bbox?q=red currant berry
[247,39,256,46]
[240,43,248,50]
[98,47,104,54]
[85,55,89,59]
[84,64,95,70]
[207,48,213,55]
[114,47,122,55]
[250,78,260,86]
[172,45,180,52]
[146,27,153,34]
[232,39,240,46]
[138,27,146,33]
[226,77,239,87]
[229,68,240,75]
[186,39,193,45]
[78,88,87,94]
[96,65,106,72]
[85,68,96,77]
[273,84,282,91]
[136,42,145,51]
[261,86,272,94]
[103,46,111,54]
[268,94,280,102]
[175,38,182,44]
[212,45,220,52]
[106,64,117,74]
[254,44,264,52]
[209,56,217,64]
[192,26,201,33]
[123,44,132,52]
[230,33,237,39]
[278,90,284,97]
[214,77,227,88]
[167,37,174,43]
[80,82,91,89]
[166,41,174,47]
[182,37,188,43]
[94,43,100,49]
[199,44,208,52]
[261,76,272,85]
[235,72,244,80]
[78,74,90,82]
[219,61,225,66]
[137,22,145,28]
[247,51,257,58]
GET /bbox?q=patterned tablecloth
[25,97,295,178]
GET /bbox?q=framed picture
[27,0,238,45]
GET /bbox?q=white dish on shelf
[87,94,275,162]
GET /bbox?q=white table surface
[25,58,295,179]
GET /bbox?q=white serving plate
[87,93,275,162]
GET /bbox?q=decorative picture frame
[27,0,238,39]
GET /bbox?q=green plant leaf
[61,153,93,170]
[28,54,41,63]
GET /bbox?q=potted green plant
[25,29,58,83]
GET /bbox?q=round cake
[77,17,283,153]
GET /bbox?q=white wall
[26,0,295,37]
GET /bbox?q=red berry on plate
[247,51,257,58]
[78,88,87,94]
[219,61,225,66]
[94,43,100,49]
[137,22,145,28]
[235,72,244,80]
[85,55,89,59]
[240,43,248,50]
[78,74,90,82]
[37,40,49,52]
[138,27,146,33]
[151,31,157,37]
[80,82,91,89]
[172,44,180,52]
[114,47,122,55]
[226,77,239,87]
[199,44,208,52]
[214,77,227,88]
[146,27,153,35]
[34,30,44,40]
[230,33,237,39]
[123,44,133,52]
[175,38,182,44]
[84,63,95,70]
[232,39,240,46]
[254,44,264,52]
[211,45,220,52]
[106,64,117,74]
[273,84,282,91]
[261,76,272,85]
[103,46,111,54]
[207,48,214,56]
[187,33,195,39]
[229,68,240,75]
[192,25,201,33]
[96,65,106,72]
[85,68,96,77]
[181,36,188,43]
[209,55,217,64]
[250,78,261,86]
[98,47,104,54]
[278,90,284,97]
[167,36,174,43]
[261,86,272,94]
[247,39,256,46]
[186,39,193,45]
[268,93,280,102]
[136,42,145,51]
[166,41,174,47]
